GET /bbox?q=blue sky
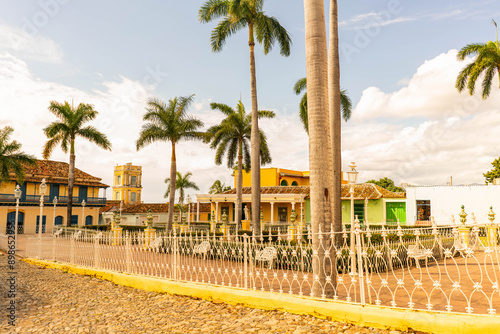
[1,0,500,202]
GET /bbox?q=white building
[405,184,500,225]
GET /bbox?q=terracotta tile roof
[17,160,109,188]
[99,200,122,213]
[222,186,310,195]
[197,203,211,212]
[121,203,170,214]
[221,184,405,199]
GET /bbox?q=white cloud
[0,24,63,63]
[345,50,500,187]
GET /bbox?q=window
[416,200,431,222]
[291,181,298,186]
[131,192,136,202]
[85,216,93,225]
[353,203,365,223]
[131,176,137,186]
[280,180,288,186]
[115,192,120,200]
[117,175,121,185]
[278,207,288,222]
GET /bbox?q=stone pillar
[291,201,296,210]
[196,201,200,222]
[215,202,219,222]
[270,202,275,224]
[144,227,156,249]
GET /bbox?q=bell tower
[112,163,142,204]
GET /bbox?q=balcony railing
[0,194,106,205]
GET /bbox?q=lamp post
[81,199,86,226]
[38,179,47,239]
[14,185,22,250]
[52,196,58,233]
[346,162,358,274]
[187,194,191,232]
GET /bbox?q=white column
[196,201,200,222]
[291,201,296,210]
[270,202,275,224]
[215,202,219,222]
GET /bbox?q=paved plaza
[0,245,426,334]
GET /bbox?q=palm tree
[456,20,500,99]
[136,95,204,232]
[209,180,231,194]
[304,0,334,298]
[205,100,274,230]
[43,101,111,227]
[164,171,200,204]
[199,0,291,234]
[293,77,352,133]
[0,126,36,185]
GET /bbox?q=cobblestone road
[0,252,426,333]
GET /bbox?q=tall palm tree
[43,101,111,227]
[199,0,291,234]
[303,0,334,298]
[456,20,500,99]
[205,100,274,230]
[0,126,36,185]
[209,180,231,194]
[136,95,204,232]
[293,77,352,133]
[164,171,200,204]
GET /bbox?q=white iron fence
[15,219,500,315]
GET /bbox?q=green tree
[205,100,274,229]
[366,177,405,193]
[293,77,352,133]
[484,157,500,184]
[0,126,36,185]
[136,95,204,232]
[199,0,291,234]
[456,20,500,99]
[164,171,200,204]
[209,180,231,194]
[43,101,111,227]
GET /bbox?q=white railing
[21,219,500,315]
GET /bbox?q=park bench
[193,241,211,259]
[453,238,467,257]
[73,230,82,240]
[151,237,163,251]
[255,246,277,269]
[53,228,63,237]
[407,244,431,268]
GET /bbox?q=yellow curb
[23,258,499,334]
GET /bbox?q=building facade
[235,167,348,187]
[0,160,108,234]
[112,163,142,204]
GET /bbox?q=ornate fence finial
[459,205,467,225]
[488,206,495,225]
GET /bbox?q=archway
[85,215,93,226]
[280,180,288,186]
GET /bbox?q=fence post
[52,235,56,261]
[244,234,248,290]
[94,233,100,268]
[125,231,131,273]
[173,230,178,281]
[354,217,365,305]
[70,236,75,264]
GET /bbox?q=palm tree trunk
[304,0,334,298]
[236,140,243,230]
[248,23,261,236]
[66,139,75,227]
[327,0,341,293]
[167,141,176,232]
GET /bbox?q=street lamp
[14,185,22,250]
[346,162,358,274]
[38,179,47,239]
[52,196,58,233]
[187,194,191,231]
[81,199,86,226]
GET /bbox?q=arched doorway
[6,211,24,234]
[85,215,93,225]
[55,216,64,226]
[280,180,288,186]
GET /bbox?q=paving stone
[0,252,426,333]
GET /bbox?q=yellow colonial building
[112,163,142,204]
[236,167,348,187]
[0,160,108,234]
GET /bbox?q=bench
[151,237,163,251]
[193,241,211,259]
[407,245,431,268]
[73,230,82,240]
[53,228,63,237]
[453,238,467,257]
[255,247,277,269]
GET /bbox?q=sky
[1,0,500,202]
